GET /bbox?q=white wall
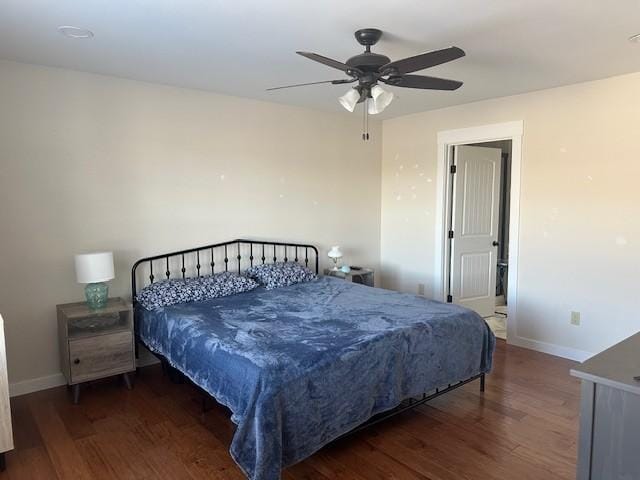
[381,72,640,360]
[0,60,381,391]
[4,57,640,392]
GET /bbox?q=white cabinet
[571,332,640,479]
[0,315,13,471]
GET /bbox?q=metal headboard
[131,239,319,304]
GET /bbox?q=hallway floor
[486,305,507,339]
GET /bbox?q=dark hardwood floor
[1,340,580,479]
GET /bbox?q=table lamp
[327,246,343,271]
[74,252,115,310]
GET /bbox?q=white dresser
[571,332,640,480]
[0,315,13,471]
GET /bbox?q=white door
[449,145,502,317]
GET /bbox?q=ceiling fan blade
[381,46,465,75]
[296,51,362,76]
[266,79,355,91]
[383,74,463,90]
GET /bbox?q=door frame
[434,121,523,341]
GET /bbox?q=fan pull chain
[362,99,370,141]
[366,99,369,141]
[362,100,366,141]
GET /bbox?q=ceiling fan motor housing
[349,28,390,78]
[347,52,391,74]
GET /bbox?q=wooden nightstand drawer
[69,331,134,384]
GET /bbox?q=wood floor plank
[511,444,576,480]
[174,423,246,480]
[324,435,433,480]
[51,397,96,441]
[3,446,58,480]
[3,341,580,479]
[26,397,94,480]
[144,444,197,480]
[429,389,576,457]
[283,461,331,480]
[363,429,464,480]
[299,450,370,480]
[9,395,44,450]
[366,421,523,480]
[75,436,124,480]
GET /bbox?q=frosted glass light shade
[338,88,360,112]
[75,252,115,284]
[368,85,394,114]
[327,246,343,259]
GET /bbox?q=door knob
[492,241,499,247]
[73,358,80,365]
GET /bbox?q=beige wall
[4,56,640,389]
[382,72,640,359]
[0,60,381,389]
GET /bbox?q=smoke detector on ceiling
[57,26,94,39]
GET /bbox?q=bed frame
[131,239,485,439]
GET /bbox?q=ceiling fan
[267,28,465,140]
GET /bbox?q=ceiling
[1,0,640,119]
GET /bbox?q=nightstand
[324,268,375,287]
[57,297,135,404]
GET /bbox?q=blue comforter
[137,276,495,480]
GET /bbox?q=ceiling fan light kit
[268,28,465,141]
[367,85,394,115]
[338,88,360,112]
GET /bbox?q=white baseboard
[9,356,161,397]
[9,372,66,397]
[508,335,593,362]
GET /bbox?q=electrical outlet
[570,311,581,326]
[417,283,425,296]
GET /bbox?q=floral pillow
[136,271,258,310]
[245,262,317,290]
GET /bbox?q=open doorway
[434,121,522,343]
[444,142,510,339]
[456,141,511,339]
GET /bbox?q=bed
[132,239,495,480]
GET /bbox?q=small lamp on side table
[327,246,343,271]
[74,252,115,310]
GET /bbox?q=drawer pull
[73,358,81,365]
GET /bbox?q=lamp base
[85,282,109,310]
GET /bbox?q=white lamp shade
[75,252,115,284]
[327,246,343,259]
[338,88,360,112]
[368,85,394,114]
